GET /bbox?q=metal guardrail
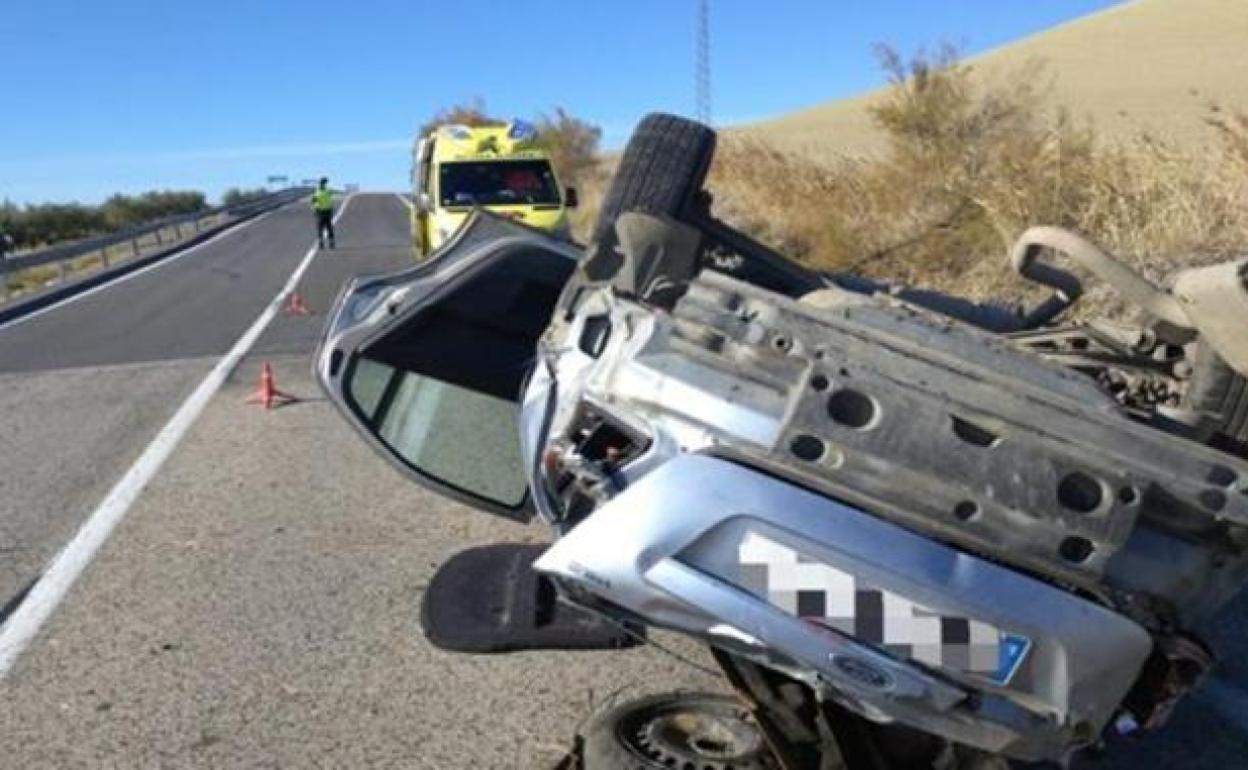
[0,187,311,301]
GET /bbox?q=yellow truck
[410,121,577,256]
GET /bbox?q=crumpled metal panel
[569,268,1248,616]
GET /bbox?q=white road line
[394,192,415,211]
[0,196,354,677]
[0,204,292,333]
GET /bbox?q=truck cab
[410,121,577,257]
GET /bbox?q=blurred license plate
[736,532,1031,684]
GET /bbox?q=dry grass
[569,159,614,243]
[714,63,1248,317]
[577,48,1248,320]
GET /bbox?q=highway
[0,195,396,371]
[0,195,409,615]
[0,193,717,767]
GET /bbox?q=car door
[315,211,579,521]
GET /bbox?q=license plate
[737,532,1031,685]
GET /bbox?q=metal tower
[696,0,711,124]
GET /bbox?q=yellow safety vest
[311,188,333,212]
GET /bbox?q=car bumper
[533,453,1152,760]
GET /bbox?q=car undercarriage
[318,113,1248,769]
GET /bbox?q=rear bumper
[534,454,1152,760]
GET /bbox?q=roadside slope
[743,0,1248,159]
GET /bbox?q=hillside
[742,0,1248,159]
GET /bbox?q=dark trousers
[315,210,335,245]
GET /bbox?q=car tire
[1185,343,1248,457]
[580,114,716,282]
[580,691,777,770]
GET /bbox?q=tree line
[0,190,209,252]
[221,187,271,207]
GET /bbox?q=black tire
[581,113,716,281]
[1185,344,1248,457]
[581,692,777,770]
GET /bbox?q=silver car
[316,114,1248,769]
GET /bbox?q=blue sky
[0,0,1122,204]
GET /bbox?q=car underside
[318,113,1248,769]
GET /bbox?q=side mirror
[416,192,433,213]
[564,187,579,209]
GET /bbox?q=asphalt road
[0,194,408,617]
[0,193,719,768]
[0,199,349,373]
[0,356,720,767]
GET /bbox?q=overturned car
[316,114,1248,768]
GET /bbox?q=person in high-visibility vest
[311,177,335,249]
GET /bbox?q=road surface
[0,195,408,612]
[0,193,718,768]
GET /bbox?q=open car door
[315,211,579,521]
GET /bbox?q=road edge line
[0,196,354,677]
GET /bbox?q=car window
[342,244,574,509]
[439,160,560,207]
[351,359,528,506]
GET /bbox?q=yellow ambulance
[410,121,577,256]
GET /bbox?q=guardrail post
[1,259,10,302]
[101,246,110,269]
[58,259,69,284]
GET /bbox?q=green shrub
[1,190,207,251]
[221,187,269,207]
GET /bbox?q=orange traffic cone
[245,361,297,409]
[282,291,313,316]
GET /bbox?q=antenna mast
[695,0,711,124]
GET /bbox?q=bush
[696,46,1248,317]
[416,100,602,188]
[417,98,504,139]
[101,190,205,230]
[535,107,603,184]
[0,190,208,251]
[221,187,269,207]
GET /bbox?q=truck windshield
[439,160,561,207]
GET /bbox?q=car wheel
[581,113,716,282]
[580,692,778,770]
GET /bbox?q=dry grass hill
[742,0,1248,159]
[574,0,1248,316]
